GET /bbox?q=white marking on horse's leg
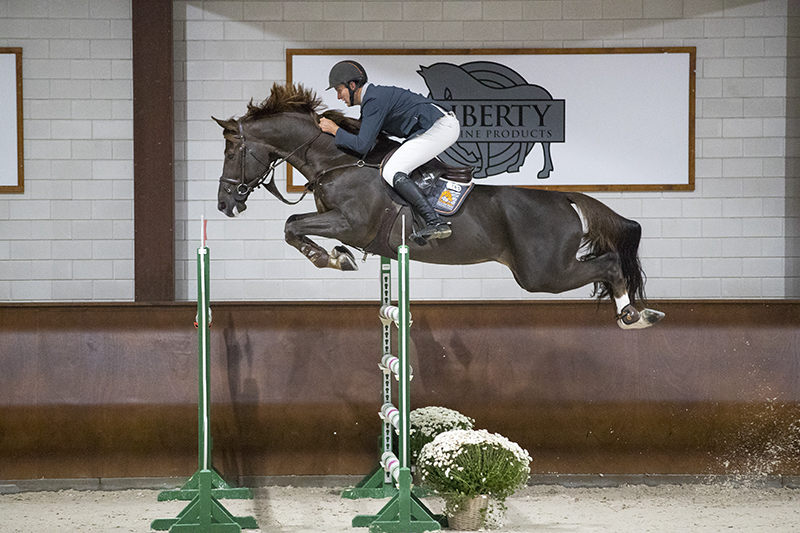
[614,293,630,315]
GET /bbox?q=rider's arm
[333,93,388,156]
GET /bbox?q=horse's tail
[564,192,646,306]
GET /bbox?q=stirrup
[411,222,451,245]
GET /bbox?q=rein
[219,117,380,206]
[219,119,322,206]
[313,159,380,181]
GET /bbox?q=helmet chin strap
[347,82,361,106]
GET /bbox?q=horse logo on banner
[418,61,565,180]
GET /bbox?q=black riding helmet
[327,60,368,105]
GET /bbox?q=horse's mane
[242,82,362,135]
[244,83,322,120]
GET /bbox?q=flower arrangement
[417,429,532,529]
[409,406,475,465]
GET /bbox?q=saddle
[380,149,475,216]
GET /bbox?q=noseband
[219,119,321,205]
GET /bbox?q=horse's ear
[212,116,236,132]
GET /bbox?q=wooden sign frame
[286,48,695,193]
[0,48,24,194]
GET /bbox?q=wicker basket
[447,494,489,531]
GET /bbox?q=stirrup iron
[410,222,451,246]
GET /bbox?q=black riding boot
[392,173,452,242]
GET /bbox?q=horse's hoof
[330,245,358,271]
[617,307,664,330]
[642,308,665,325]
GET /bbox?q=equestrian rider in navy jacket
[319,60,459,242]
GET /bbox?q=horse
[215,83,663,329]
[418,62,556,179]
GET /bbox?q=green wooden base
[352,468,444,533]
[158,469,254,502]
[151,470,258,532]
[343,464,431,500]
[342,464,398,500]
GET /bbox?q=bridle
[218,119,322,206]
[218,117,380,206]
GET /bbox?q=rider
[318,60,459,242]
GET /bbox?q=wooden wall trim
[132,0,174,301]
[1,300,798,479]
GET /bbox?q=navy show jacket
[333,84,445,156]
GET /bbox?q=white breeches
[381,111,460,185]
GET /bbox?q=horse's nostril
[218,201,226,212]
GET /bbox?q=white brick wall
[174,0,794,302]
[787,2,799,297]
[0,0,795,302]
[0,0,133,301]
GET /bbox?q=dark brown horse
[216,83,663,329]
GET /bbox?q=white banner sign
[288,49,694,192]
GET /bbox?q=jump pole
[341,255,398,499]
[342,253,426,500]
[151,217,258,533]
[352,229,445,533]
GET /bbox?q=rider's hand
[319,117,339,136]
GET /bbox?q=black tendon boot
[392,172,452,243]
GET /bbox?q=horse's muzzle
[218,200,246,218]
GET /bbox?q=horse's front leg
[285,210,359,271]
[506,142,531,173]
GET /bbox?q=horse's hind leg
[538,142,553,179]
[474,143,490,178]
[615,299,665,329]
[586,266,665,330]
[509,249,623,298]
[510,250,663,329]
[562,255,664,329]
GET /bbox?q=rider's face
[334,84,349,104]
[334,82,360,106]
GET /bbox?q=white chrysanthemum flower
[417,429,530,531]
[409,406,475,465]
[417,429,532,503]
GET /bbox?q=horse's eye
[226,153,234,160]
